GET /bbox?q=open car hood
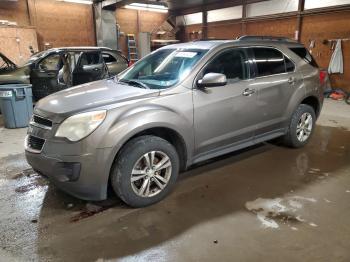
[0,53,17,72]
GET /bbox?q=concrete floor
[0,99,350,262]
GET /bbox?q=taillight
[319,70,327,85]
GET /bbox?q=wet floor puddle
[245,196,318,230]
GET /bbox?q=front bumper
[25,147,113,201]
[24,121,114,202]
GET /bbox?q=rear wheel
[282,104,316,148]
[110,135,179,207]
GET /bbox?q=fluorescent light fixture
[59,0,93,4]
[125,2,168,13]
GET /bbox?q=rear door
[72,51,106,86]
[249,47,301,138]
[30,52,62,100]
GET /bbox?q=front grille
[27,135,45,151]
[33,115,53,129]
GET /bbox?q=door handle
[93,68,101,71]
[288,77,296,85]
[242,88,256,96]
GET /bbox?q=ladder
[127,34,138,63]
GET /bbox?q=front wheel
[110,135,179,207]
[282,104,316,148]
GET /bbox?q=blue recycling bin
[0,84,33,128]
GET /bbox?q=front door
[72,51,106,86]
[30,52,62,101]
[193,47,258,161]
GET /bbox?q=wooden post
[241,0,247,36]
[296,0,305,42]
[202,9,208,40]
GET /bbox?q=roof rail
[238,35,297,43]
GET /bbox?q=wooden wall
[301,11,350,92]
[0,0,30,26]
[116,8,168,55]
[0,0,95,63]
[180,11,350,92]
[0,26,38,65]
[28,0,95,50]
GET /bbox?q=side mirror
[197,73,227,89]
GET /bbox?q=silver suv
[25,37,325,207]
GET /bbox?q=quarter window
[204,49,249,81]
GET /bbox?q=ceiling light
[59,0,93,4]
[125,2,168,13]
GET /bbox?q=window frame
[77,51,103,68]
[249,46,296,79]
[36,52,62,72]
[194,47,254,89]
[102,52,118,64]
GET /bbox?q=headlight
[56,110,107,142]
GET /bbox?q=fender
[99,103,194,183]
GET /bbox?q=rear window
[289,47,318,68]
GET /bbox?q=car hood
[34,79,160,121]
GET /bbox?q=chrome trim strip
[29,121,52,130]
[24,135,45,154]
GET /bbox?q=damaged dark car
[0,47,129,101]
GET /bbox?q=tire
[282,104,316,148]
[110,135,180,207]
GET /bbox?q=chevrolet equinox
[25,37,324,207]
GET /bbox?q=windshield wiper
[118,79,150,89]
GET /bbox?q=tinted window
[79,52,101,66]
[102,53,117,63]
[289,47,318,68]
[285,56,295,72]
[253,48,286,77]
[38,54,61,71]
[204,49,249,81]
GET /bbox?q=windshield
[118,48,207,89]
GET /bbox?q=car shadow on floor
[34,126,350,261]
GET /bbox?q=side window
[204,48,249,81]
[252,48,286,77]
[38,54,61,71]
[285,56,295,72]
[102,53,117,63]
[79,52,101,66]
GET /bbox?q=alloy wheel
[296,112,313,142]
[130,151,172,198]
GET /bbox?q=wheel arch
[300,95,321,118]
